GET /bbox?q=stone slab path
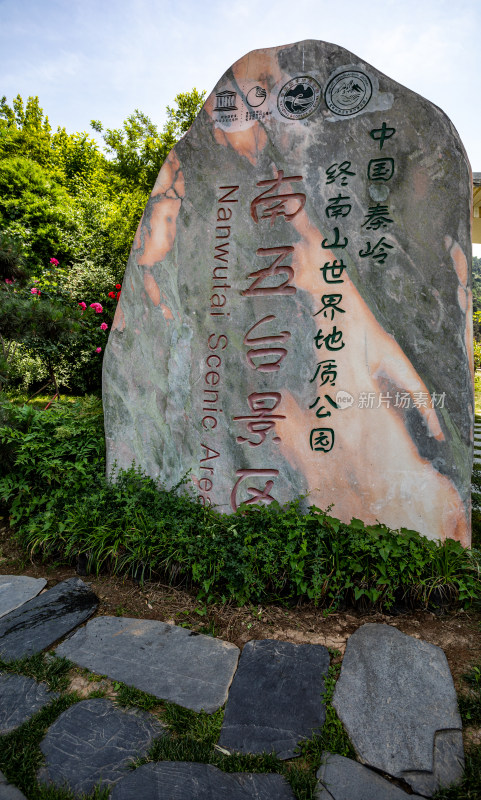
[37,698,165,795]
[0,576,467,799]
[0,576,46,618]
[0,672,58,734]
[56,616,240,713]
[109,762,296,800]
[332,623,464,796]
[219,639,329,759]
[316,753,426,799]
[0,578,98,661]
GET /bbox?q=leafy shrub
[1,396,479,612]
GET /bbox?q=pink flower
[5,279,13,285]
[90,302,103,313]
[50,257,59,266]
[100,322,108,331]
[96,347,102,354]
[30,287,38,294]
[78,302,87,310]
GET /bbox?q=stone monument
[103,40,473,545]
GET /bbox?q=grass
[0,394,479,797]
[1,655,473,800]
[0,653,353,800]
[1,396,480,614]
[475,373,481,416]
[0,652,72,693]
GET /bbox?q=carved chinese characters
[103,40,473,545]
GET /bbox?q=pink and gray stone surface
[55,616,240,713]
[103,39,473,545]
[332,624,464,796]
[218,639,329,759]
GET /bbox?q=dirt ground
[1,517,480,688]
[2,515,481,751]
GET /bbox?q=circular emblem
[277,76,321,120]
[325,70,372,116]
[246,86,267,108]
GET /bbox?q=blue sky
[1,0,480,249]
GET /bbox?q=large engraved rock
[103,40,472,544]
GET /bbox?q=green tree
[0,156,79,272]
[0,95,52,165]
[91,88,205,192]
[472,256,481,314]
[0,89,205,394]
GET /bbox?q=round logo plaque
[246,86,267,108]
[325,70,372,116]
[277,76,321,120]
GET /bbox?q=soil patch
[1,517,480,695]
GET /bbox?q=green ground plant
[434,654,481,800]
[0,397,480,613]
[0,90,205,395]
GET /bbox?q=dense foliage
[0,398,479,612]
[472,256,481,314]
[0,91,205,395]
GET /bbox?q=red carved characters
[230,167,306,509]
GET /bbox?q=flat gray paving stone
[111,762,296,800]
[56,616,239,713]
[0,770,28,800]
[316,753,425,799]
[37,698,165,795]
[332,624,464,796]
[0,578,98,661]
[219,639,329,759]
[0,672,58,733]
[0,576,46,618]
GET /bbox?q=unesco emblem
[325,70,372,116]
[277,76,321,120]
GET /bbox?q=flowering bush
[1,256,122,393]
